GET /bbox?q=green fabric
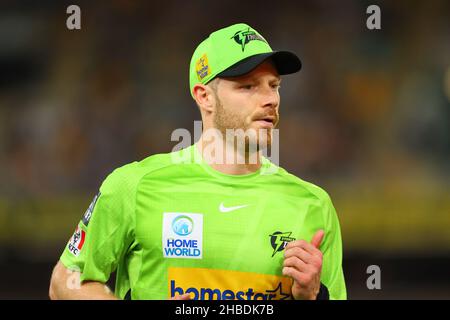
[189,23,273,97]
[60,144,346,300]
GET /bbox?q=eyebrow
[235,74,281,83]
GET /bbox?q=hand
[170,293,191,300]
[282,230,325,300]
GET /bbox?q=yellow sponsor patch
[168,267,292,300]
[196,54,211,81]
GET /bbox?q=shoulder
[265,160,332,206]
[100,148,185,194]
[276,167,339,227]
[286,170,332,204]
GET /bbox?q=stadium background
[0,0,449,299]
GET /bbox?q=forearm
[49,261,117,300]
[50,281,117,300]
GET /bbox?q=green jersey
[60,144,346,300]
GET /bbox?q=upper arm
[59,167,136,285]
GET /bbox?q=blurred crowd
[0,0,449,299]
[1,1,449,197]
[0,1,448,233]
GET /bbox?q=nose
[259,84,279,109]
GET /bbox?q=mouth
[254,116,276,128]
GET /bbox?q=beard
[212,95,277,154]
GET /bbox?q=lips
[254,115,276,128]
[261,116,275,123]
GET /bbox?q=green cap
[189,23,302,98]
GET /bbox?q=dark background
[0,0,449,299]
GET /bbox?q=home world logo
[163,213,203,259]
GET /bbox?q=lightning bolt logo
[231,28,267,52]
[239,33,246,51]
[269,231,295,257]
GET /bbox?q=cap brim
[217,51,302,78]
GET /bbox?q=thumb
[310,229,325,249]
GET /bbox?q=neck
[197,134,262,175]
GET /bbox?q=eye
[271,83,281,90]
[240,84,254,90]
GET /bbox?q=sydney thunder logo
[269,231,295,257]
[231,28,267,51]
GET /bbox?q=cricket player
[49,23,346,300]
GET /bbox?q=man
[49,23,346,300]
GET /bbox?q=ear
[192,84,215,113]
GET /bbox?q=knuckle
[313,256,322,267]
[310,265,320,274]
[287,247,299,257]
[293,259,303,269]
[302,274,312,283]
[283,256,293,266]
[286,241,296,249]
[283,267,291,276]
[287,240,298,248]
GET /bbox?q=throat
[197,136,262,175]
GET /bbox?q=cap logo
[231,27,267,52]
[196,54,211,81]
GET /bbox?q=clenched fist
[282,230,325,300]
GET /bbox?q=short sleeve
[59,167,136,284]
[320,195,347,300]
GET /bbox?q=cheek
[221,95,251,117]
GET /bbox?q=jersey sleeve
[320,194,347,300]
[59,166,136,285]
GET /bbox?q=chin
[247,135,271,152]
[258,136,271,151]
